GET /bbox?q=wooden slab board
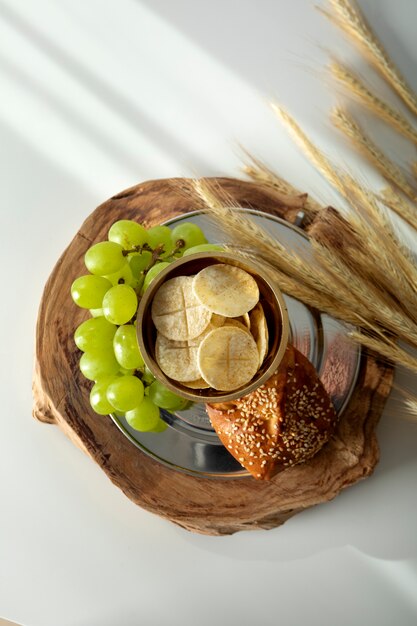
[33,178,393,535]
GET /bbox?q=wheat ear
[271,105,417,318]
[320,0,417,116]
[241,151,322,213]
[190,178,417,370]
[332,107,417,201]
[379,187,417,232]
[330,61,417,146]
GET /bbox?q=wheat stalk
[190,178,417,372]
[379,187,417,232]
[256,107,417,347]
[192,179,336,297]
[330,61,417,146]
[241,151,322,214]
[317,205,417,326]
[320,0,417,117]
[193,179,365,322]
[271,104,349,194]
[270,104,374,205]
[402,396,417,421]
[403,398,417,421]
[231,249,363,324]
[405,398,417,416]
[271,105,417,272]
[338,180,417,293]
[332,107,417,201]
[349,331,417,374]
[310,236,417,345]
[272,105,417,318]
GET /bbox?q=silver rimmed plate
[110,210,361,478]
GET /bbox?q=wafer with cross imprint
[155,319,224,382]
[155,333,201,381]
[197,325,259,391]
[151,275,212,341]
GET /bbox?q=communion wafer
[197,325,259,391]
[151,275,212,341]
[241,313,250,328]
[155,320,222,382]
[192,264,259,317]
[180,377,211,389]
[155,333,201,382]
[228,314,250,329]
[249,302,269,366]
[223,318,252,334]
[210,313,226,327]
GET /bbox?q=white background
[1,1,417,625]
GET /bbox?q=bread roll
[206,345,337,480]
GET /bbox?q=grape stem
[172,239,185,255]
[133,244,166,296]
[122,243,153,256]
[133,240,185,297]
[141,240,184,276]
[144,244,166,273]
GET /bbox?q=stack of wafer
[150,264,271,391]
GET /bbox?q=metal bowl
[112,210,361,478]
[136,251,289,403]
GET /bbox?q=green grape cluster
[71,218,220,432]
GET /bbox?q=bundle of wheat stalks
[189,0,417,415]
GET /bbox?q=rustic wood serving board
[33,178,393,535]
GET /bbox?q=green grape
[74,316,116,352]
[102,284,137,325]
[175,398,192,411]
[104,263,134,286]
[148,380,187,410]
[129,251,152,278]
[79,348,119,381]
[141,262,170,294]
[90,376,115,415]
[149,418,168,433]
[85,241,126,276]
[113,324,145,370]
[119,367,135,376]
[125,397,160,431]
[89,307,104,317]
[108,220,148,249]
[171,223,207,250]
[183,243,223,256]
[142,366,156,385]
[71,275,112,309]
[106,375,144,412]
[129,277,141,291]
[147,226,174,257]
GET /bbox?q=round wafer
[151,275,212,341]
[192,264,259,317]
[155,333,201,382]
[249,302,269,366]
[180,377,211,389]
[241,313,251,328]
[155,319,222,382]
[223,318,251,334]
[197,325,259,391]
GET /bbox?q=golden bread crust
[206,345,337,480]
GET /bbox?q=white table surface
[1,1,417,625]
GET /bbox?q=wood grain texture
[33,177,393,535]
